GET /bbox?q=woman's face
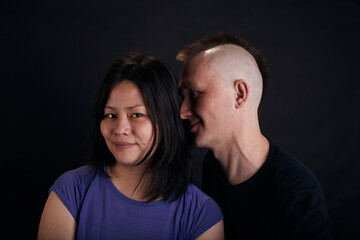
[100,80,154,167]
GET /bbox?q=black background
[1,0,359,239]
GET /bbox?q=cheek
[197,94,219,116]
[201,93,232,122]
[134,122,154,145]
[100,121,110,139]
[192,96,208,115]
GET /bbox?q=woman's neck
[107,163,152,201]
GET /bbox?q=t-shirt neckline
[103,166,165,207]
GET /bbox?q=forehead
[108,80,145,103]
[179,54,215,90]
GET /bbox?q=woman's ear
[234,79,249,108]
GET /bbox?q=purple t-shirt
[50,165,223,240]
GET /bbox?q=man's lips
[189,120,200,130]
[113,142,136,149]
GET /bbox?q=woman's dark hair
[91,52,192,201]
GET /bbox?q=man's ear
[234,80,249,108]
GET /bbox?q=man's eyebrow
[179,80,190,89]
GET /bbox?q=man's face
[179,54,235,148]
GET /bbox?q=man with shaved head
[177,33,332,239]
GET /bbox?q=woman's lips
[113,142,136,149]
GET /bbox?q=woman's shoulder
[49,165,101,221]
[65,165,99,179]
[179,184,223,239]
[183,184,220,209]
[55,165,99,184]
[50,165,101,197]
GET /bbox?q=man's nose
[180,97,193,120]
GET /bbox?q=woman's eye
[131,113,143,118]
[104,113,116,119]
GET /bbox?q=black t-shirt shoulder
[202,141,332,240]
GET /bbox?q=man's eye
[131,113,143,118]
[104,113,116,119]
[190,91,200,98]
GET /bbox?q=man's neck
[212,133,270,185]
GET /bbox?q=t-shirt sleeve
[277,186,333,240]
[49,166,95,221]
[274,145,333,239]
[189,193,224,240]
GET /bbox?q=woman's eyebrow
[127,104,145,110]
[104,106,116,110]
[104,104,145,111]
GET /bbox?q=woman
[38,53,224,240]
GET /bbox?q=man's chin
[193,134,208,148]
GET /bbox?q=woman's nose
[113,116,130,136]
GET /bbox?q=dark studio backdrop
[1,0,359,239]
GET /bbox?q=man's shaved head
[177,33,268,113]
[202,44,263,107]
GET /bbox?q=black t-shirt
[202,141,332,240]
